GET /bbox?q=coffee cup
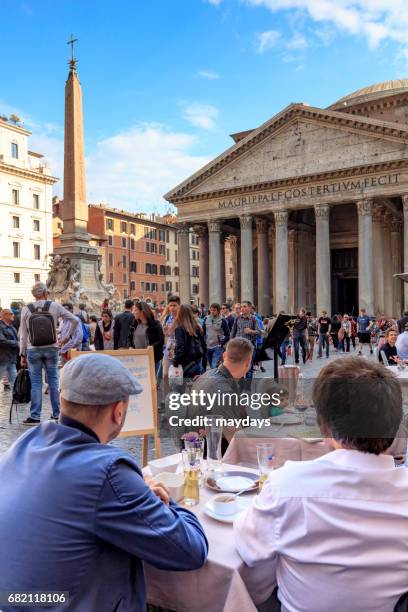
[212,493,238,516]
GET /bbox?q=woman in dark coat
[129,302,164,374]
[173,304,206,378]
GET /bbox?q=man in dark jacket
[0,308,19,390]
[114,299,135,349]
[0,353,208,612]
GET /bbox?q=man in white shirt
[234,356,408,612]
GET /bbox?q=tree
[9,114,21,125]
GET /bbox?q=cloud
[86,123,210,212]
[206,0,223,4]
[197,69,220,80]
[246,0,408,59]
[182,103,219,130]
[255,30,281,53]
[286,30,308,50]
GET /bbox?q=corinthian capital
[193,224,208,238]
[274,209,288,226]
[372,204,383,223]
[177,223,190,236]
[240,214,253,230]
[356,198,373,216]
[208,220,221,233]
[255,217,268,233]
[314,204,330,220]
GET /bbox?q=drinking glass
[257,444,274,490]
[184,436,205,457]
[182,449,201,506]
[205,414,223,473]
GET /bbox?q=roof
[165,102,408,202]
[330,79,408,109]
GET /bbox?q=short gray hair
[32,282,48,298]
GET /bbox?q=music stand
[256,314,296,379]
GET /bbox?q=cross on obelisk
[67,34,78,70]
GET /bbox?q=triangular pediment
[165,104,408,201]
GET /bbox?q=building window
[123,274,127,284]
[191,234,199,245]
[34,244,41,260]
[109,272,113,283]
[166,265,171,275]
[11,142,19,159]
[176,282,179,292]
[34,273,40,282]
[175,250,178,262]
[192,266,199,277]
[106,218,114,231]
[145,263,157,274]
[166,281,172,291]
[174,233,178,245]
[166,230,170,243]
[33,219,40,232]
[160,265,166,275]
[123,288,128,298]
[229,267,233,274]
[11,189,19,205]
[173,266,179,276]
[130,261,137,272]
[151,228,157,240]
[166,248,170,259]
[108,253,113,266]
[192,284,199,294]
[14,272,20,283]
[130,281,135,291]
[122,255,127,268]
[130,223,135,235]
[122,237,127,248]
[159,229,166,242]
[108,235,113,246]
[33,193,39,209]
[121,221,127,233]
[12,216,20,228]
[159,244,165,255]
[141,282,145,291]
[130,238,135,250]
[13,242,20,258]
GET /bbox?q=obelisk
[47,37,115,308]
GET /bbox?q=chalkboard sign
[71,347,159,464]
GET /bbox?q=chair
[394,591,408,612]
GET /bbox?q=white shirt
[234,449,408,612]
[396,331,408,360]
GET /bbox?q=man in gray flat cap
[0,353,208,612]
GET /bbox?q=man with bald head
[0,308,19,390]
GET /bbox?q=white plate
[215,475,255,493]
[203,497,253,523]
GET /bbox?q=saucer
[203,496,253,523]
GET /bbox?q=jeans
[294,333,307,364]
[0,361,17,389]
[207,346,224,369]
[280,339,289,365]
[318,334,330,357]
[340,336,350,352]
[27,347,60,419]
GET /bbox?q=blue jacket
[0,418,208,612]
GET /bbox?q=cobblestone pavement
[0,347,375,460]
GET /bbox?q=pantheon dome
[329,79,408,110]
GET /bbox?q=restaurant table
[143,461,274,612]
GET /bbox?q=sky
[2,0,408,213]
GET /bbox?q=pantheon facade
[165,79,408,317]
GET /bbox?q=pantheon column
[177,224,191,303]
[390,216,402,317]
[357,198,374,314]
[195,225,209,308]
[220,232,227,303]
[255,217,270,315]
[274,209,289,313]
[229,235,241,303]
[382,212,393,317]
[314,204,331,315]
[403,195,408,310]
[372,205,384,315]
[240,215,254,304]
[208,220,223,304]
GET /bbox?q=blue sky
[1,0,408,212]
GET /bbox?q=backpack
[81,322,90,343]
[190,333,204,361]
[12,368,31,404]
[27,301,56,346]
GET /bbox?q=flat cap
[61,353,143,405]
